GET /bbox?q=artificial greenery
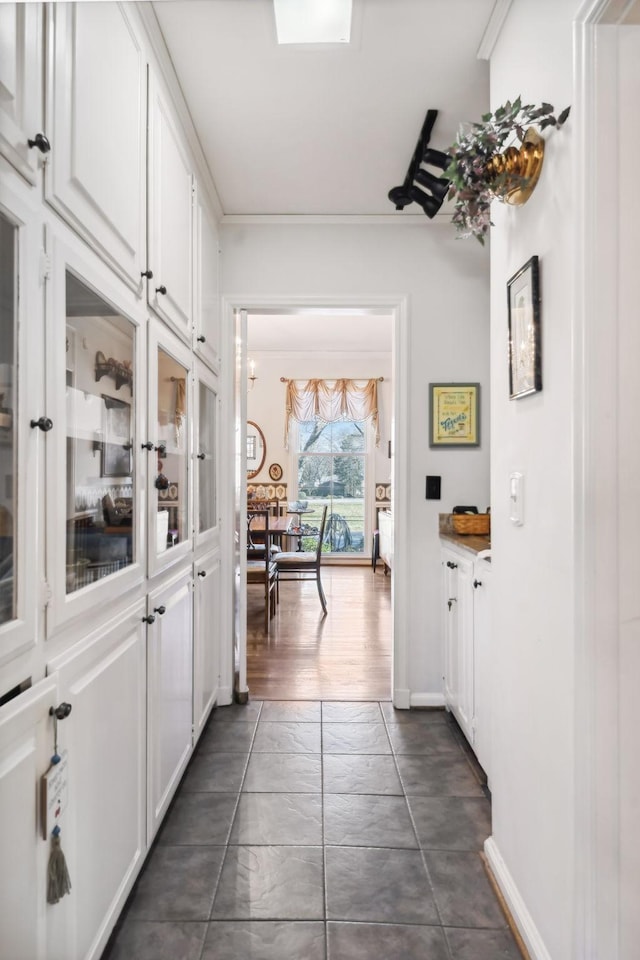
[444,97,570,244]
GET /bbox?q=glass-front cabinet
[194,362,218,550]
[0,215,18,631]
[148,322,192,575]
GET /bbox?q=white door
[193,183,221,371]
[147,70,193,341]
[147,568,193,841]
[193,548,221,742]
[0,676,57,960]
[0,3,43,186]
[45,3,146,291]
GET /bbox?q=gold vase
[486,127,545,206]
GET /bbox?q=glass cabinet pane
[156,348,188,552]
[0,214,17,626]
[65,273,135,593]
[197,381,216,534]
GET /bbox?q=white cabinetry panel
[46,3,146,290]
[148,72,193,340]
[0,677,57,960]
[50,604,147,960]
[0,3,42,185]
[472,556,492,780]
[193,549,221,742]
[442,545,474,745]
[147,568,193,841]
[194,185,221,370]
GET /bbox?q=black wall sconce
[388,109,450,218]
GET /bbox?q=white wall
[487,2,578,958]
[222,221,489,697]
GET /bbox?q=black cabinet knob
[141,441,154,450]
[142,615,156,624]
[473,579,482,589]
[30,417,53,432]
[197,335,206,343]
[197,570,207,578]
[155,285,167,296]
[154,443,166,455]
[197,452,205,460]
[153,605,166,616]
[446,560,458,569]
[28,132,51,154]
[141,269,153,279]
[49,702,72,720]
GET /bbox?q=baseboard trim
[484,837,552,960]
[410,692,446,708]
[393,688,411,709]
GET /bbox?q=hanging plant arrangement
[444,97,570,244]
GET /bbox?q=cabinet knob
[153,605,166,615]
[141,441,154,450]
[155,285,167,296]
[197,335,206,343]
[446,560,458,569]
[28,132,51,154]
[197,570,207,578]
[30,416,53,432]
[197,452,205,460]
[141,269,154,279]
[154,443,166,455]
[49,702,72,720]
[473,579,482,589]
[142,615,156,624]
[447,598,457,611]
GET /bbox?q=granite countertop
[439,530,491,554]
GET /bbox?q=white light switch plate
[509,472,524,525]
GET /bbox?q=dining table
[247,513,303,551]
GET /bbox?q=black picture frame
[101,395,132,478]
[507,255,541,399]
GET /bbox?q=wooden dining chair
[275,505,328,615]
[246,510,278,632]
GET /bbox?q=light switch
[509,472,524,525]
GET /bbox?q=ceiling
[153,0,496,217]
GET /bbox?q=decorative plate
[269,463,283,481]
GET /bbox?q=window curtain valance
[284,378,380,449]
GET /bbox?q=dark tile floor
[103,702,522,960]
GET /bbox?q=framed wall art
[507,255,541,399]
[429,383,480,447]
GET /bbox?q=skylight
[273,0,352,45]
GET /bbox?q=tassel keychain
[47,825,72,904]
[42,702,73,905]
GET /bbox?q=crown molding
[476,0,514,60]
[220,213,450,226]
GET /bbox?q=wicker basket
[452,513,490,536]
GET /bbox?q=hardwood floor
[247,565,392,701]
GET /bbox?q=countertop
[439,531,491,555]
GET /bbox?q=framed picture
[429,383,480,447]
[268,462,283,481]
[101,396,132,477]
[507,255,541,399]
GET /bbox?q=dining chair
[247,509,281,560]
[275,504,328,615]
[246,511,278,632]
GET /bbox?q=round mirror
[246,420,266,479]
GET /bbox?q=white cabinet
[45,3,147,291]
[379,509,393,573]
[194,361,219,553]
[0,676,57,960]
[147,568,193,841]
[472,553,492,780]
[442,545,475,744]
[193,548,221,742]
[148,71,193,341]
[193,185,221,371]
[48,604,147,960]
[0,3,43,186]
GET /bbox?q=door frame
[221,294,410,707]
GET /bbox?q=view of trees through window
[297,419,366,554]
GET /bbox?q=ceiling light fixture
[273,0,352,45]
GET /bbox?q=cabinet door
[46,3,146,291]
[147,321,193,577]
[455,555,475,741]
[194,363,219,552]
[49,604,147,960]
[193,548,221,742]
[442,551,459,710]
[472,559,492,778]
[193,185,220,370]
[0,189,40,668]
[0,3,43,185]
[147,568,193,841]
[0,676,57,960]
[148,71,193,341]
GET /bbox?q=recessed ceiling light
[273,0,352,45]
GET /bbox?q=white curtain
[284,378,380,449]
